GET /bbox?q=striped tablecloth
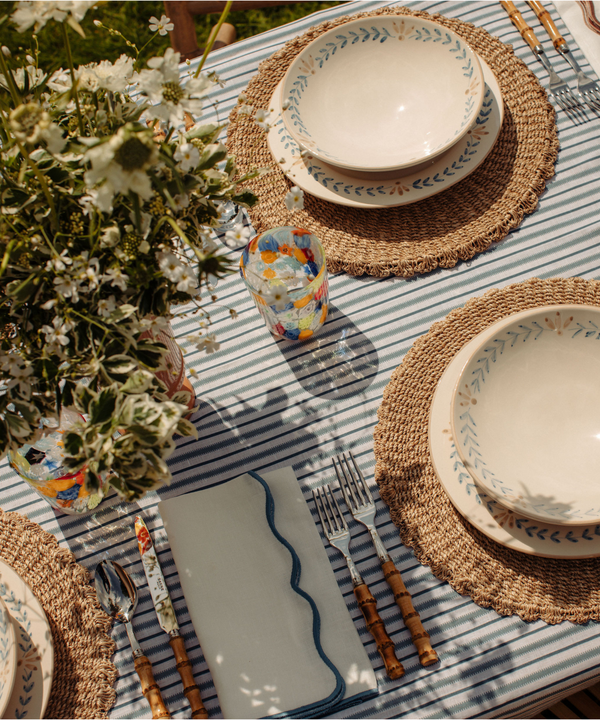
[1,1,599,718]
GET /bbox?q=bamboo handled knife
[135,515,209,719]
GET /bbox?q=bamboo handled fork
[333,452,439,667]
[313,484,405,680]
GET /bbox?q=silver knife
[135,515,209,719]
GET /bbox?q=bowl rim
[280,14,485,173]
[449,303,600,525]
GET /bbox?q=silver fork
[500,1,587,122]
[333,452,439,667]
[312,484,404,680]
[528,0,600,111]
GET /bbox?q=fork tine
[324,484,347,531]
[348,451,374,504]
[342,452,368,506]
[313,488,331,536]
[332,457,352,510]
[335,455,362,509]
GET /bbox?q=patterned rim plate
[268,53,502,209]
[0,596,16,718]
[280,16,484,172]
[0,558,54,719]
[451,305,600,526]
[429,311,600,559]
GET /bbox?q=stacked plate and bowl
[429,305,600,560]
[267,15,503,209]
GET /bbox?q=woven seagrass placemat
[226,6,558,278]
[0,509,116,718]
[373,277,600,624]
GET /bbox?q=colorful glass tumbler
[239,226,329,341]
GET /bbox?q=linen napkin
[158,467,378,719]
[554,2,600,77]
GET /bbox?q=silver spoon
[95,559,171,719]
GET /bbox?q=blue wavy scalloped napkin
[159,466,378,719]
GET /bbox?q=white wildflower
[1,47,10,57]
[140,315,169,335]
[11,0,94,33]
[173,193,190,211]
[46,250,73,273]
[102,267,129,292]
[53,275,82,303]
[282,97,292,110]
[197,334,220,354]
[149,14,173,35]
[284,185,304,211]
[89,55,135,93]
[224,222,250,248]
[176,266,200,295]
[174,142,199,172]
[157,251,184,282]
[238,104,253,117]
[254,108,270,130]
[41,316,71,348]
[97,296,116,317]
[100,225,120,248]
[137,49,215,126]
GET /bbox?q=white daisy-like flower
[97,296,117,317]
[137,48,214,126]
[282,97,292,110]
[237,104,253,117]
[41,316,71,348]
[197,334,220,354]
[176,266,200,295]
[284,185,304,211]
[149,14,174,35]
[46,250,73,273]
[90,55,135,93]
[53,275,82,303]
[140,315,169,335]
[224,223,251,248]
[11,0,94,33]
[174,142,199,172]
[100,225,120,248]
[254,108,270,130]
[173,193,190,211]
[102,267,129,292]
[157,251,184,282]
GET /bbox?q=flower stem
[0,51,21,107]
[60,22,84,136]
[194,0,232,78]
[17,141,59,231]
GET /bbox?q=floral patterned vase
[8,408,109,514]
[239,226,329,340]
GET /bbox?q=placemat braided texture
[227,6,558,278]
[0,509,117,718]
[374,277,600,624]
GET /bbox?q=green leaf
[196,143,227,171]
[89,388,117,425]
[103,354,138,376]
[63,430,83,455]
[175,417,197,438]
[184,123,222,143]
[232,190,259,208]
[131,341,167,370]
[74,384,96,414]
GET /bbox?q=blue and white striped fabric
[1,2,599,718]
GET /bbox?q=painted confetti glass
[8,408,108,514]
[240,226,329,341]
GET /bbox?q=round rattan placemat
[0,509,117,718]
[373,277,600,624]
[227,6,558,278]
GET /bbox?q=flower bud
[1,46,10,57]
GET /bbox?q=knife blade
[135,515,209,719]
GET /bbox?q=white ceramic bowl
[450,305,600,525]
[281,15,484,173]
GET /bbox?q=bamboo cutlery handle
[354,582,405,680]
[527,1,567,50]
[169,635,209,719]
[500,0,540,51]
[134,654,171,719]
[381,560,439,667]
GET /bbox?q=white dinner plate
[281,15,484,172]
[267,53,503,209]
[429,312,600,559]
[451,305,600,526]
[0,558,54,719]
[0,597,16,718]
